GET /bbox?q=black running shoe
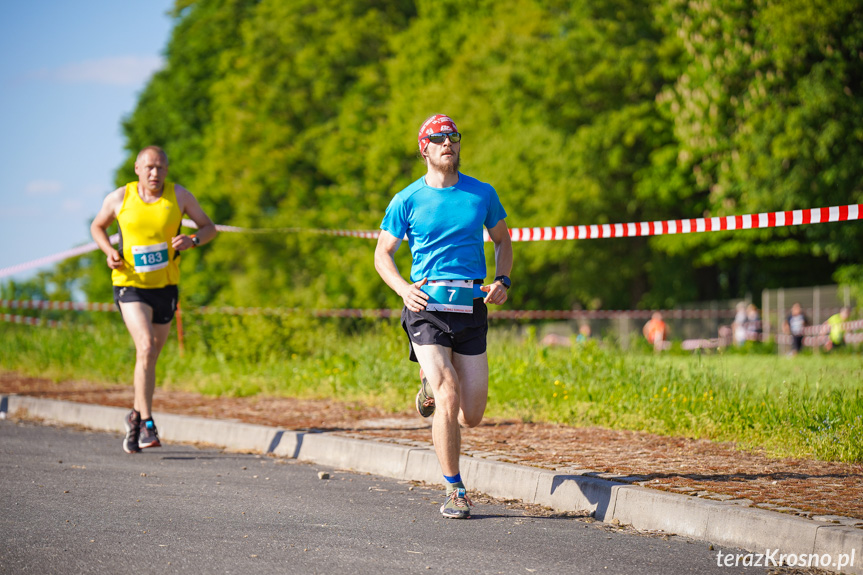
[138,419,161,449]
[123,410,141,454]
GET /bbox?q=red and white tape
[209,222,381,240]
[0,300,116,312]
[802,318,863,335]
[5,300,861,352]
[2,204,859,279]
[684,332,863,350]
[505,204,861,242]
[0,299,852,323]
[203,203,863,242]
[2,313,62,328]
[0,234,118,280]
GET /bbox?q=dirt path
[2,371,861,523]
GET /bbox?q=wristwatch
[191,235,200,247]
[494,275,511,290]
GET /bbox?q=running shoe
[138,419,161,449]
[440,487,472,519]
[123,410,141,454]
[415,368,435,418]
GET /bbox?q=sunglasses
[423,131,461,144]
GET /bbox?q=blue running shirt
[380,174,507,282]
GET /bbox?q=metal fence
[533,285,857,351]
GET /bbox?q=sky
[0,0,175,282]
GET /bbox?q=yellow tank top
[112,182,183,288]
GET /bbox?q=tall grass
[2,316,861,462]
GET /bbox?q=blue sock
[443,473,462,485]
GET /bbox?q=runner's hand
[172,234,195,251]
[400,278,429,312]
[481,282,508,306]
[106,249,124,270]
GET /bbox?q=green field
[2,315,861,463]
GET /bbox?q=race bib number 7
[131,242,169,273]
[421,280,480,313]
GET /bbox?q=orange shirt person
[643,312,668,352]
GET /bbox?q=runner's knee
[459,410,484,428]
[135,339,160,363]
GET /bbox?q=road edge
[3,394,860,574]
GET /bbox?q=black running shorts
[401,299,488,362]
[113,285,179,325]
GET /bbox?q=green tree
[649,0,863,300]
[54,0,863,313]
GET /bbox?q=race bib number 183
[131,242,169,273]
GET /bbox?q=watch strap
[494,275,511,289]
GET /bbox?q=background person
[576,323,592,343]
[90,146,217,454]
[744,303,762,343]
[643,311,668,352]
[374,114,513,519]
[732,301,747,347]
[783,302,808,356]
[823,307,850,352]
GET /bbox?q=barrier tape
[0,234,118,280]
[681,319,863,350]
[0,300,116,312]
[2,313,62,328]
[206,222,380,239]
[1,299,851,323]
[2,203,859,280]
[683,332,863,350]
[7,309,860,351]
[802,318,863,335]
[5,301,860,351]
[196,306,746,320]
[191,203,863,242]
[507,204,861,242]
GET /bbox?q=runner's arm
[483,219,512,305]
[173,185,218,251]
[374,229,428,312]
[90,187,126,270]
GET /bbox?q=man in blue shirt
[374,114,513,519]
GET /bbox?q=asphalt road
[0,420,772,575]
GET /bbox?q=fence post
[175,303,185,357]
[777,288,785,355]
[619,315,630,350]
[814,286,821,354]
[814,285,821,325]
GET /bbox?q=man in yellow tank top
[90,146,217,454]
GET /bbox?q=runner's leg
[411,343,461,477]
[451,351,488,428]
[118,301,172,420]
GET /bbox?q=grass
[2,314,862,463]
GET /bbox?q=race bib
[421,280,482,313]
[131,242,169,273]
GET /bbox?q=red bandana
[417,114,458,156]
